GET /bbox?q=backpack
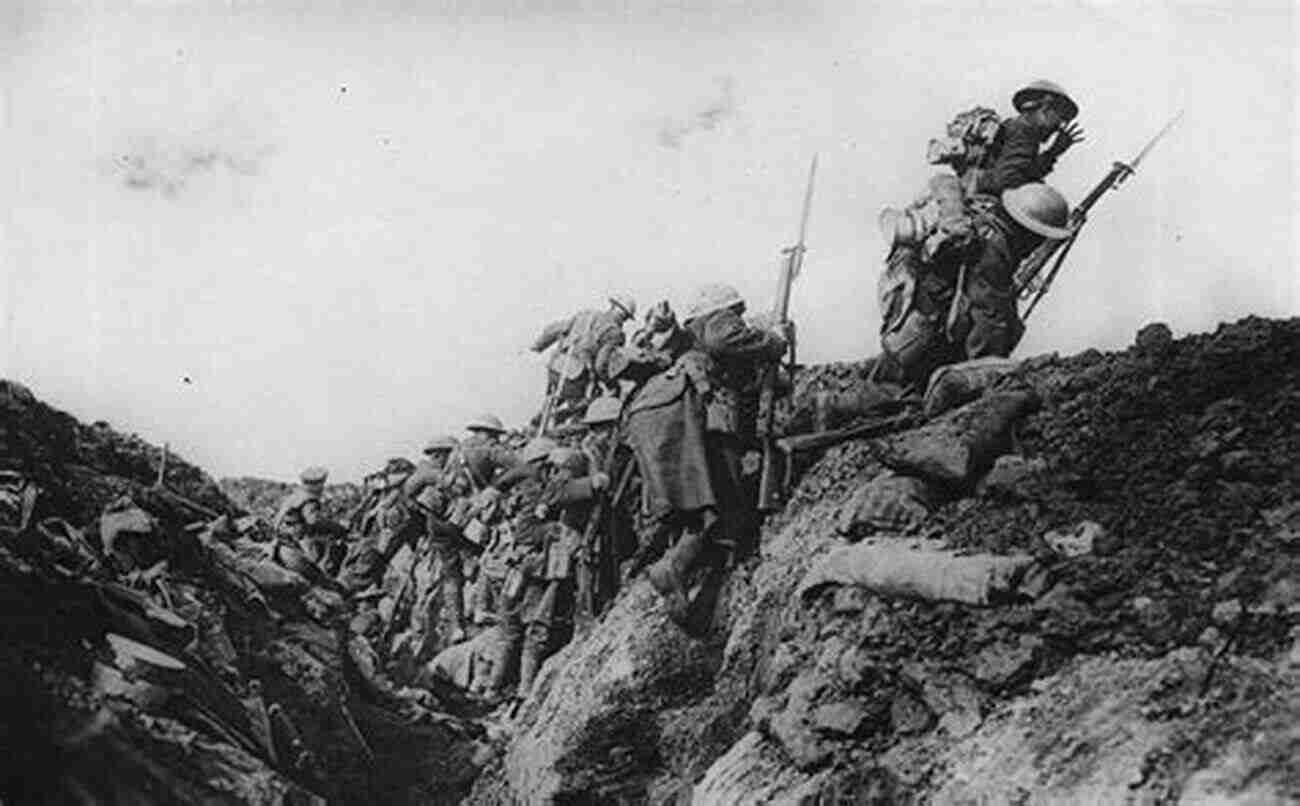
[926,106,1002,181]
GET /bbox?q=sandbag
[877,389,1039,487]
[923,356,1022,418]
[798,539,1037,606]
[836,472,941,537]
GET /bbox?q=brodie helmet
[466,414,506,434]
[683,283,744,323]
[423,435,459,454]
[1012,80,1079,121]
[608,294,637,319]
[1001,183,1074,239]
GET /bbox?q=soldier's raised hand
[1046,121,1085,157]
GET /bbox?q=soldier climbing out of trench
[622,284,788,628]
[530,294,637,431]
[872,80,1084,390]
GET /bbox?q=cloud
[657,77,737,149]
[110,130,276,199]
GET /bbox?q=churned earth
[470,316,1299,805]
[1,315,1297,804]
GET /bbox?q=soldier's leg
[963,303,1024,361]
[487,584,523,699]
[701,433,752,563]
[624,509,677,582]
[648,514,711,625]
[436,541,466,642]
[516,582,556,700]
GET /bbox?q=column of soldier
[271,80,1087,711]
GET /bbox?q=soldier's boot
[647,528,706,626]
[623,524,672,583]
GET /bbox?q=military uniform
[532,301,633,424]
[339,464,421,594]
[274,467,346,573]
[878,184,1073,387]
[639,286,786,625]
[684,302,787,560]
[973,80,1080,196]
[402,444,472,652]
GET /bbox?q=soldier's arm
[591,322,628,379]
[530,317,574,352]
[401,465,438,499]
[491,463,535,493]
[700,313,787,361]
[978,117,1056,194]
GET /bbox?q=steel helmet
[583,395,622,425]
[609,294,637,319]
[423,434,459,454]
[521,436,559,464]
[466,413,506,434]
[683,283,744,322]
[384,457,416,476]
[300,466,328,485]
[1001,183,1074,239]
[1012,80,1079,121]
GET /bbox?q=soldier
[402,435,472,645]
[339,458,421,593]
[680,283,788,559]
[480,436,556,702]
[636,284,787,625]
[273,466,345,571]
[877,81,1082,357]
[574,396,638,613]
[273,465,328,540]
[877,183,1076,387]
[510,447,611,699]
[450,414,517,492]
[531,294,637,428]
[972,80,1084,197]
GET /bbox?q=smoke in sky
[109,130,276,199]
[657,77,737,149]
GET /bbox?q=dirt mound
[473,316,1300,804]
[0,381,483,804]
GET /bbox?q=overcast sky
[2,0,1295,482]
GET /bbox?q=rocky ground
[0,380,484,804]
[469,316,1300,804]
[2,315,1297,805]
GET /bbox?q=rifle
[574,456,636,631]
[758,155,817,512]
[1014,111,1184,321]
[776,411,916,455]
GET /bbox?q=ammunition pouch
[544,523,579,580]
[502,566,526,602]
